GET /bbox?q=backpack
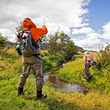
[16,30,40,57]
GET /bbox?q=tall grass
[95,49,110,68]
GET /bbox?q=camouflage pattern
[18,56,44,94]
[83,60,92,81]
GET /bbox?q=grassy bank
[0,48,110,110]
[57,57,110,92]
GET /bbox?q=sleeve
[31,25,48,41]
[36,25,48,37]
[41,25,48,35]
[38,25,48,40]
[16,41,22,55]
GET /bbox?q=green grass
[57,58,83,83]
[57,57,110,93]
[0,48,110,110]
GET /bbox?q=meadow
[0,48,110,110]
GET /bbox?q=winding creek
[44,74,89,94]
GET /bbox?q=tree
[0,33,7,49]
[47,31,77,65]
[105,44,110,52]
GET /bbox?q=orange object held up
[22,18,48,41]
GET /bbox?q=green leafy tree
[47,31,77,66]
[0,33,7,49]
[48,32,76,53]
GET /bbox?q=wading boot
[18,87,24,96]
[37,90,47,99]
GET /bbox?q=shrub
[96,48,110,69]
[0,34,7,49]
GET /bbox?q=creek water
[44,74,88,94]
[23,74,89,100]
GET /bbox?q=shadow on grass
[43,97,81,110]
[22,95,81,110]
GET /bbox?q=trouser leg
[18,64,31,95]
[32,62,46,98]
[83,63,92,80]
[32,63,44,90]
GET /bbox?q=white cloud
[46,23,70,35]
[0,28,16,42]
[71,26,94,35]
[102,22,110,40]
[73,32,108,51]
[70,20,110,51]
[0,0,90,42]
[0,0,90,27]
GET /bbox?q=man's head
[22,17,36,31]
[24,18,31,21]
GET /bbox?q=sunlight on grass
[0,48,110,110]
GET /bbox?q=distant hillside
[75,45,85,53]
[6,41,16,48]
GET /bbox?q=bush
[48,32,76,62]
[96,47,110,69]
[0,34,7,49]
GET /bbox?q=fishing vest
[16,30,40,57]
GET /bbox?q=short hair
[24,18,31,21]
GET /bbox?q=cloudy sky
[0,0,110,50]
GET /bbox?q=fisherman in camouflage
[82,51,93,81]
[16,18,48,99]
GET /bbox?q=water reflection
[44,74,88,94]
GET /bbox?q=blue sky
[72,0,110,50]
[0,0,110,50]
[88,0,110,31]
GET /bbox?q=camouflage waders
[83,61,92,81]
[18,55,44,97]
